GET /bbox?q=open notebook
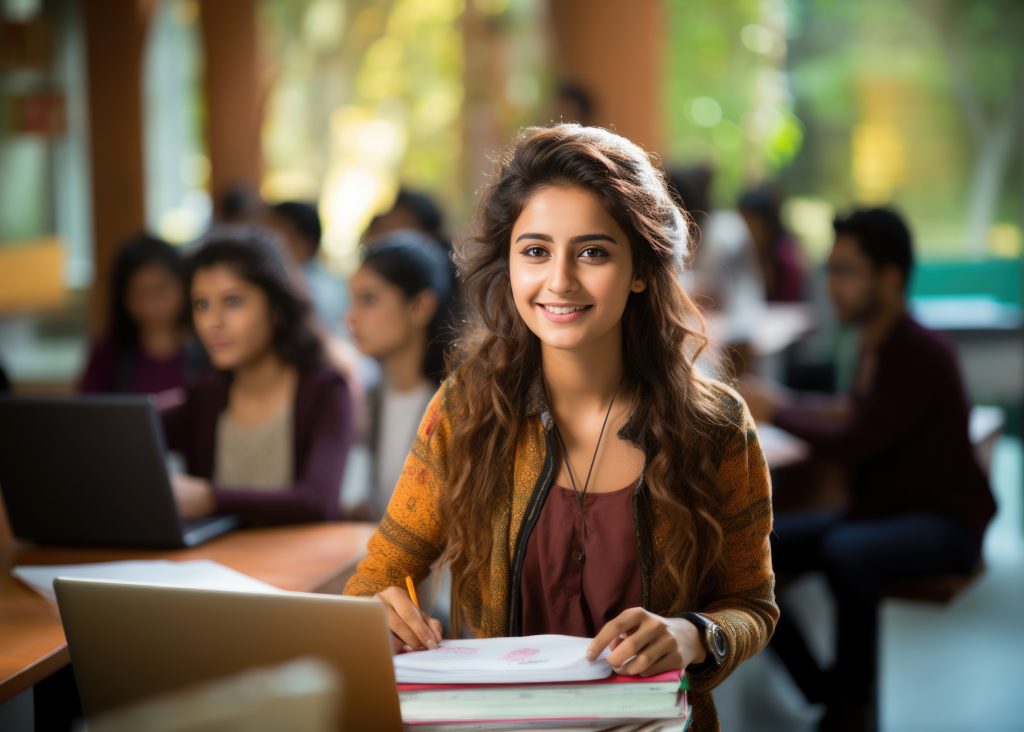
[392,635,611,684]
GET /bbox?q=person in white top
[345,230,456,520]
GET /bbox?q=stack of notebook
[393,634,691,729]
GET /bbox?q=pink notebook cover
[398,669,681,692]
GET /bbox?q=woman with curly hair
[345,124,777,730]
[161,229,355,526]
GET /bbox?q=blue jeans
[770,511,980,704]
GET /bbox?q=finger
[606,620,661,669]
[377,588,434,650]
[386,612,425,651]
[639,650,682,678]
[618,635,676,677]
[609,632,630,651]
[396,603,439,650]
[426,616,443,644]
[588,608,644,660]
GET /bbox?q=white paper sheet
[13,559,282,602]
[393,634,612,684]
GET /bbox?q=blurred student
[79,234,203,394]
[738,184,806,303]
[267,201,349,336]
[363,187,462,327]
[363,187,448,247]
[551,80,596,126]
[346,231,454,519]
[670,165,764,375]
[740,207,996,730]
[161,229,355,525]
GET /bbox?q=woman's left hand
[587,608,707,677]
[171,473,216,521]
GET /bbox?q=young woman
[346,230,455,519]
[161,229,355,525]
[344,125,777,731]
[79,234,203,394]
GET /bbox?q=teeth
[543,305,586,315]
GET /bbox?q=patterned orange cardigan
[345,380,778,732]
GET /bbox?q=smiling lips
[537,303,592,323]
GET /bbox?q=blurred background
[0,1,1021,730]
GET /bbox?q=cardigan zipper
[506,428,557,636]
[632,469,653,610]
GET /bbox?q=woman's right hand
[375,585,443,654]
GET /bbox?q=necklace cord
[551,382,621,548]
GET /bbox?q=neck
[382,331,430,393]
[541,326,625,415]
[232,350,294,394]
[859,299,906,349]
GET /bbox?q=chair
[881,405,1003,606]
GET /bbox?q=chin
[208,353,241,371]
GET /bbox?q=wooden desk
[0,510,375,705]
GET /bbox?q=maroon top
[774,314,996,546]
[160,367,355,525]
[767,234,806,303]
[521,482,642,637]
[79,338,188,395]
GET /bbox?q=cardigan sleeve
[689,396,779,692]
[210,375,355,524]
[344,385,450,597]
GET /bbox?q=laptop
[0,395,238,547]
[54,578,403,731]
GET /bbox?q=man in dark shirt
[740,207,996,731]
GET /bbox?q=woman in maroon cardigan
[162,229,355,525]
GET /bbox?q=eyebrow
[514,232,618,245]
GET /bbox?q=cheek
[508,262,540,311]
[235,304,275,349]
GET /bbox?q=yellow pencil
[405,575,420,609]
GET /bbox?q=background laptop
[54,578,402,732]
[0,395,237,547]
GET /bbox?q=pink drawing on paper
[503,647,541,663]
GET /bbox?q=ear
[409,290,440,328]
[630,277,647,294]
[879,265,903,299]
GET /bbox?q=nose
[546,251,577,296]
[202,302,225,332]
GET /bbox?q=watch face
[711,627,728,658]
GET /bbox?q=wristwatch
[679,612,728,668]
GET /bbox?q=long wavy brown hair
[441,124,738,633]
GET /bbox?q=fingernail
[427,639,438,650]
[402,645,413,653]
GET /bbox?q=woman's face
[346,266,429,361]
[509,185,644,354]
[125,264,183,332]
[190,264,276,371]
